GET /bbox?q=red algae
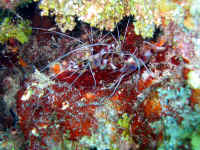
[15,22,184,150]
[171,55,181,65]
[189,89,200,107]
[17,81,99,149]
[142,91,162,120]
[137,76,155,92]
[122,24,143,53]
[182,67,191,81]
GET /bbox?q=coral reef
[34,0,200,38]
[0,0,32,10]
[0,0,200,150]
[0,17,32,44]
[15,21,200,149]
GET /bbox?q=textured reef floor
[0,1,200,150]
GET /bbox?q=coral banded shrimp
[32,22,164,98]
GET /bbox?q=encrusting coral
[34,0,200,38]
[0,17,32,44]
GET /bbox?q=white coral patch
[187,69,200,89]
[21,89,33,101]
[31,128,39,137]
[31,69,55,89]
[61,101,69,110]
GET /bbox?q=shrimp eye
[129,65,137,71]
